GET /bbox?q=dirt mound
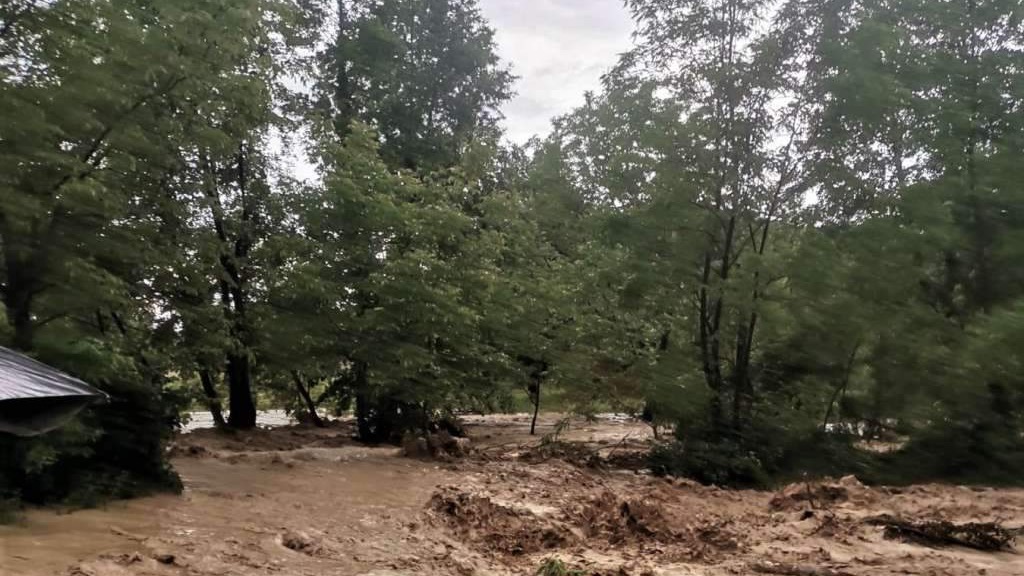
[770,476,873,511]
[428,486,575,555]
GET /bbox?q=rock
[153,553,175,565]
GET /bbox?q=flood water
[181,409,295,432]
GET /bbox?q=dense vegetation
[1,0,1022,508]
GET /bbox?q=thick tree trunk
[226,352,256,429]
[291,371,325,428]
[203,150,258,431]
[198,369,227,428]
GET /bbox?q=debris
[578,491,675,543]
[403,435,431,458]
[770,476,871,511]
[114,553,143,565]
[750,561,852,576]
[280,530,323,555]
[108,526,147,542]
[520,441,604,468]
[429,487,574,555]
[866,515,1017,551]
[403,431,472,459]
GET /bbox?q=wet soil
[1,414,1022,576]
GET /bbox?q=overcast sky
[478,0,635,143]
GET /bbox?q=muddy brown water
[2,414,1023,576]
[1,444,452,576]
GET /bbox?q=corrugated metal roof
[0,346,108,435]
[0,346,107,401]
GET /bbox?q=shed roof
[0,346,107,436]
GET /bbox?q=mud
[1,413,1022,576]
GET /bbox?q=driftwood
[866,514,1016,551]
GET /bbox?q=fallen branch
[600,432,635,460]
[109,526,147,542]
[866,515,1016,551]
[751,561,852,576]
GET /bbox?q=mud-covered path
[2,414,1023,576]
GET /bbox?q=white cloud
[478,0,635,143]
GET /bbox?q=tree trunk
[332,0,356,139]
[226,352,256,429]
[529,379,541,436]
[732,321,754,433]
[353,360,373,440]
[2,249,36,351]
[291,371,325,428]
[203,150,258,431]
[198,369,227,428]
[822,342,861,432]
[6,292,34,352]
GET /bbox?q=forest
[1,0,1023,522]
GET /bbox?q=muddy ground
[1,414,1022,576]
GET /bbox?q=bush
[650,413,1024,488]
[650,436,771,488]
[873,420,1024,486]
[649,416,877,489]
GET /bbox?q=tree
[139,0,310,429]
[324,0,514,172]
[308,0,516,440]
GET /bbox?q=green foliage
[580,0,1024,486]
[327,0,514,171]
[0,0,303,506]
[535,558,587,576]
